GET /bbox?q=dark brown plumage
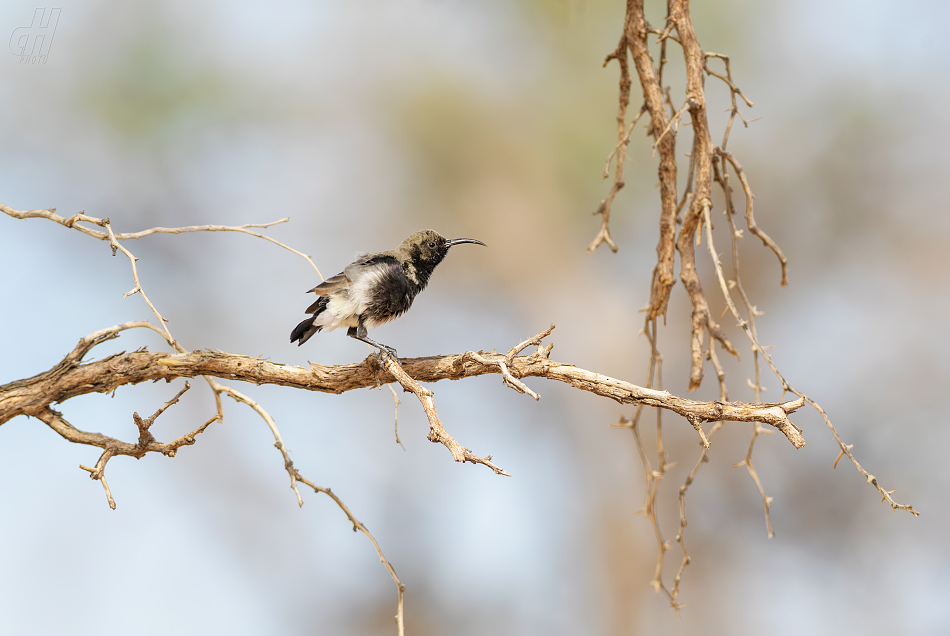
[290,230,485,358]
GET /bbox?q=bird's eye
[428,241,435,248]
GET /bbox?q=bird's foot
[376,345,398,363]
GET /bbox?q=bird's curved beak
[446,238,486,247]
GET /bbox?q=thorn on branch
[833,444,854,470]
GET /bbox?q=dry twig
[0,203,324,280]
[699,204,915,515]
[387,384,405,450]
[377,353,512,476]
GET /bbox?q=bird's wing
[306,254,401,295]
[343,254,402,283]
[307,271,348,295]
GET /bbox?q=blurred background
[1,1,948,634]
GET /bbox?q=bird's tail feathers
[305,295,330,315]
[292,296,330,346]
[290,315,322,346]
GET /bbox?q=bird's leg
[348,323,398,360]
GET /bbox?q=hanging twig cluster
[591,0,916,610]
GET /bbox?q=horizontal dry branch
[0,334,807,448]
[0,202,324,278]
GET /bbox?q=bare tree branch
[0,203,324,280]
[1,325,808,450]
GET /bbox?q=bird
[290,229,485,358]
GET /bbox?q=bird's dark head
[399,229,485,268]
